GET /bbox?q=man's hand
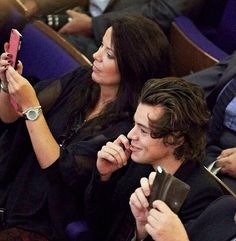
[96,134,131,181]
[216,147,236,178]
[129,172,156,240]
[58,10,92,37]
[146,200,189,241]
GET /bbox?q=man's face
[127,103,176,169]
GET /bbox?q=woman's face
[92,27,121,87]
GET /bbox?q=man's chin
[131,153,144,163]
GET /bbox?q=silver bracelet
[0,81,9,93]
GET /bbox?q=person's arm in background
[22,0,88,16]
[91,0,207,46]
[184,51,236,110]
[141,0,207,33]
[216,147,236,178]
[58,10,92,37]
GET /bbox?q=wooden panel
[170,22,218,77]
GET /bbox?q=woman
[0,15,170,241]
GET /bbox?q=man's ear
[165,133,184,148]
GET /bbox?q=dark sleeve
[183,60,226,98]
[85,162,154,240]
[179,166,224,226]
[43,119,132,194]
[141,0,207,33]
[0,119,30,185]
[187,195,236,241]
[84,169,123,240]
[184,51,236,109]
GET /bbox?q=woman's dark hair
[66,15,170,136]
[140,77,210,162]
[111,14,171,114]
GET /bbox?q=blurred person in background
[21,0,209,60]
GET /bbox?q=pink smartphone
[8,29,22,68]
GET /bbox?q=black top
[0,66,133,241]
[188,195,236,241]
[85,160,224,241]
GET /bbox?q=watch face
[27,109,38,120]
[23,106,42,121]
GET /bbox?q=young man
[85,77,224,241]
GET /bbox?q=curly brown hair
[139,77,210,162]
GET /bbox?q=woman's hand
[6,64,40,113]
[0,43,11,83]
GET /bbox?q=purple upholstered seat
[174,16,228,62]
[66,220,96,241]
[18,21,82,81]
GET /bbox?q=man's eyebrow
[137,123,150,130]
[133,118,150,130]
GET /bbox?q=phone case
[8,29,22,68]
[148,166,190,213]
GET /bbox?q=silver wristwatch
[22,106,42,121]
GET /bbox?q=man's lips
[130,144,142,152]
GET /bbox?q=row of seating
[171,0,236,76]
[1,0,235,81]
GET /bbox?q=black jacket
[0,66,133,241]
[85,160,224,241]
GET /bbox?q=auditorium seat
[210,0,236,55]
[18,20,91,81]
[170,16,228,76]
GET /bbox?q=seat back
[204,167,236,197]
[170,16,228,76]
[66,220,96,241]
[212,0,236,54]
[18,20,91,81]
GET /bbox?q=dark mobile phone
[8,29,22,69]
[148,166,190,213]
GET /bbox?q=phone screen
[8,29,22,68]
